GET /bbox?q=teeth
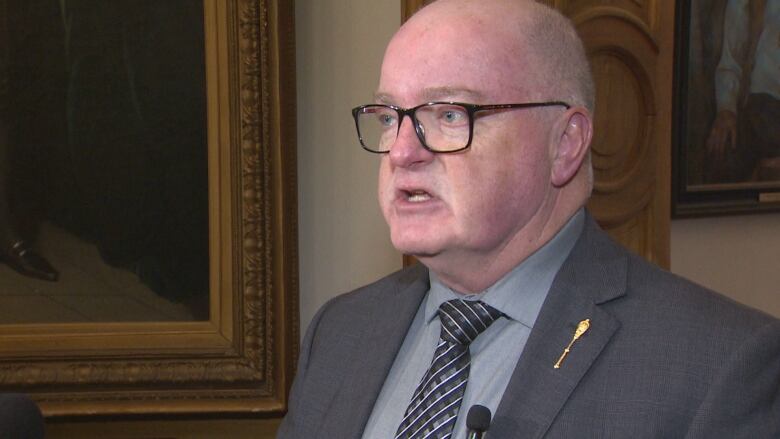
[407,191,431,202]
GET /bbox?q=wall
[296,0,402,332]
[671,214,780,318]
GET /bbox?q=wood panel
[567,0,674,268]
[46,418,281,439]
[401,0,434,21]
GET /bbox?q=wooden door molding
[567,0,673,268]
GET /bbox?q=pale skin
[376,0,594,294]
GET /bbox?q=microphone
[0,394,44,439]
[466,404,492,439]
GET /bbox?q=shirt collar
[425,209,584,328]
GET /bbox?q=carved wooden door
[553,0,673,268]
[402,0,673,268]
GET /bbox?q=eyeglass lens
[357,103,471,152]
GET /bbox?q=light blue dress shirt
[362,210,584,438]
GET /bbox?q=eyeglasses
[351,101,570,153]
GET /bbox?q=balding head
[375,0,595,293]
[401,0,594,112]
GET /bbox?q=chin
[400,248,439,259]
[390,234,442,258]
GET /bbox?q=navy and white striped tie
[395,299,503,439]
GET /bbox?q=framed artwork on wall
[0,0,211,322]
[673,0,780,216]
[0,0,298,417]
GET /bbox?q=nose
[387,116,435,168]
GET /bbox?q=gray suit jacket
[279,217,780,438]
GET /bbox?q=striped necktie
[395,299,503,439]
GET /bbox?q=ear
[550,108,592,187]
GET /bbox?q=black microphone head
[0,393,44,439]
[466,404,492,432]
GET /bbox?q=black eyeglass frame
[351,100,571,154]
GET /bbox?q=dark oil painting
[674,0,780,215]
[0,0,209,322]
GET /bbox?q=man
[279,1,780,437]
[0,114,59,282]
[0,0,60,281]
[706,0,779,181]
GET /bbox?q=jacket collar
[489,213,627,438]
[318,265,430,438]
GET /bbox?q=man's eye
[440,109,466,124]
[377,113,396,127]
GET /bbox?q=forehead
[377,11,532,104]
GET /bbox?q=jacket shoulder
[622,249,778,333]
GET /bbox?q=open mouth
[404,190,432,203]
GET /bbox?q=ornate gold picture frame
[0,0,297,417]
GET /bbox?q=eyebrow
[374,87,487,105]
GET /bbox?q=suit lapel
[490,216,627,438]
[319,266,429,439]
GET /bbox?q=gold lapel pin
[554,319,590,369]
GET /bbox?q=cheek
[451,152,549,232]
[377,161,392,212]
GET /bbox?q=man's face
[376,15,559,267]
